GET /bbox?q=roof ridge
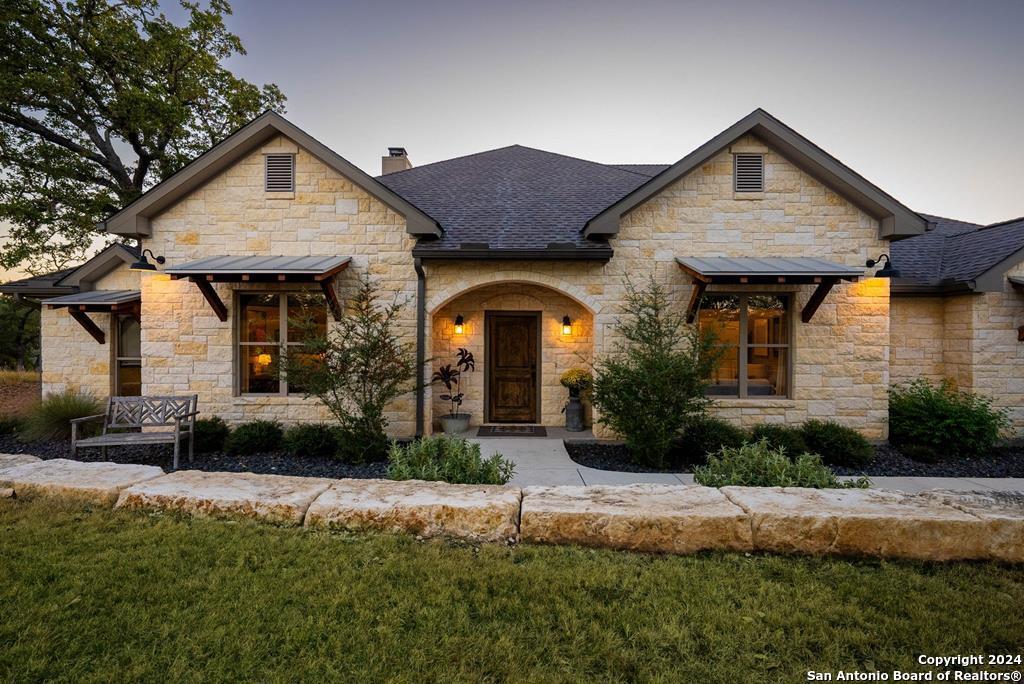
[375,144,524,177]
[982,215,1024,230]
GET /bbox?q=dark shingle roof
[0,269,78,296]
[377,145,665,253]
[892,213,1024,289]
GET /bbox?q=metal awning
[165,255,351,322]
[46,290,141,308]
[45,290,141,344]
[676,256,862,324]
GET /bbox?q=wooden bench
[71,395,199,470]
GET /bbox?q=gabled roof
[584,109,927,239]
[55,243,139,289]
[0,268,78,298]
[377,145,655,256]
[100,111,440,238]
[891,214,1024,293]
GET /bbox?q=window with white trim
[238,293,326,395]
[698,293,790,397]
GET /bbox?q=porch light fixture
[561,315,572,336]
[865,254,900,279]
[453,314,465,335]
[130,249,166,272]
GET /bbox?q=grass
[1,498,1022,682]
[0,369,39,385]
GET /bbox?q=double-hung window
[238,293,326,395]
[113,314,142,396]
[698,293,790,397]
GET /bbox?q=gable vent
[734,153,764,192]
[265,154,295,192]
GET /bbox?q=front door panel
[487,313,538,423]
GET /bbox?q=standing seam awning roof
[165,255,351,276]
[45,290,141,307]
[676,256,862,279]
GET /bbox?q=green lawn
[1,498,1022,682]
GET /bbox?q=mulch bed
[565,440,1024,478]
[0,434,388,480]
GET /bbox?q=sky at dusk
[3,0,1023,280]
[199,0,1024,225]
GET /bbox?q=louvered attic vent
[265,154,295,192]
[734,153,764,192]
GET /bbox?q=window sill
[708,397,795,408]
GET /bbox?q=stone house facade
[5,109,1023,439]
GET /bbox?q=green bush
[591,277,722,469]
[672,415,748,463]
[193,416,231,453]
[20,390,103,441]
[334,423,390,463]
[283,423,338,459]
[694,440,869,489]
[800,419,873,468]
[0,415,23,436]
[889,379,1010,461]
[387,435,514,485]
[224,420,283,455]
[750,423,809,457]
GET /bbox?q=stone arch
[427,270,601,316]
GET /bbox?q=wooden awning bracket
[68,309,105,344]
[319,276,343,321]
[801,279,838,323]
[685,279,708,324]
[193,278,228,322]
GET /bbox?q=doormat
[476,425,548,437]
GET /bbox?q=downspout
[414,257,426,437]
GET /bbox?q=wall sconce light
[562,315,572,336]
[865,253,900,278]
[454,314,465,335]
[130,248,166,272]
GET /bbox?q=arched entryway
[430,281,595,431]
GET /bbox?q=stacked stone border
[2,455,1021,563]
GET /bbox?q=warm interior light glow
[561,315,572,336]
[256,353,272,366]
[454,314,465,335]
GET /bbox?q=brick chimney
[381,147,412,175]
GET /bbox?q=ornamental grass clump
[387,435,514,485]
[20,390,103,441]
[889,379,1010,462]
[693,440,869,489]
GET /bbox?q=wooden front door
[486,312,539,423]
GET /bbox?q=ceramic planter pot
[440,413,471,434]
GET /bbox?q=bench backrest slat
[106,395,198,428]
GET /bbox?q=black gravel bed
[565,439,1024,478]
[0,435,389,480]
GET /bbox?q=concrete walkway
[470,435,1024,492]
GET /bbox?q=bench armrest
[70,414,106,424]
[173,411,201,427]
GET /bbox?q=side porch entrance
[485,311,539,423]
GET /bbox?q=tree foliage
[0,294,40,370]
[592,277,722,468]
[0,0,286,273]
[284,276,417,463]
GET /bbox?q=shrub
[334,423,390,464]
[283,423,338,459]
[889,379,1010,461]
[672,415,748,464]
[800,419,873,468]
[0,414,23,436]
[192,416,231,453]
[387,435,514,485]
[694,440,870,489]
[20,390,103,441]
[592,277,722,469]
[284,275,416,463]
[224,420,283,455]
[750,423,809,457]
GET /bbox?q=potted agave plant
[560,368,592,432]
[432,347,476,434]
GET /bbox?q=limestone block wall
[889,296,946,383]
[40,307,112,398]
[431,282,594,429]
[611,134,891,438]
[969,261,1024,431]
[141,134,418,435]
